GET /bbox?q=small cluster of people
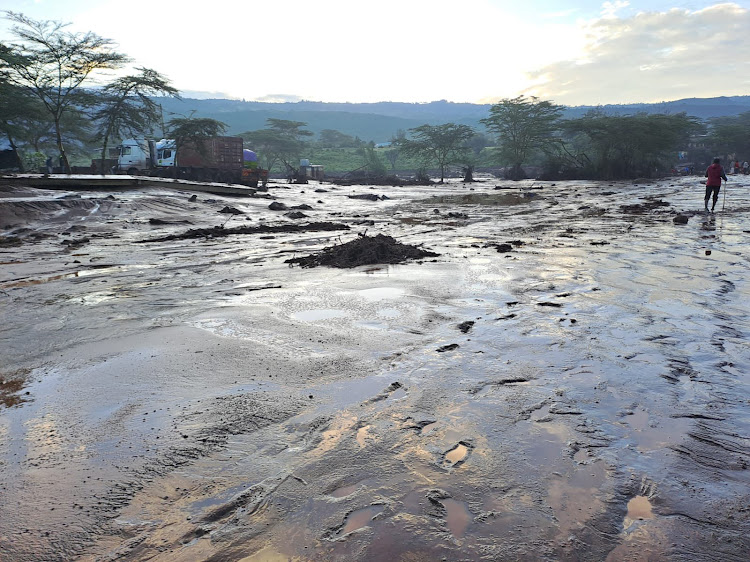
[727,160,750,175]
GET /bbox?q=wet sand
[1,177,749,560]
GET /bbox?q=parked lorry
[116,137,268,188]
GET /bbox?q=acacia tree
[481,96,563,180]
[240,119,313,173]
[0,12,128,172]
[394,123,475,182]
[92,68,178,174]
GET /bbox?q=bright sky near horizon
[1,0,749,106]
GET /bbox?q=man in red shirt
[704,158,728,212]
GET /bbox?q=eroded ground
[1,176,749,561]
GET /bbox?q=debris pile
[285,233,439,268]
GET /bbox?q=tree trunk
[54,116,70,173]
[100,137,109,176]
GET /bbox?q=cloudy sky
[2,0,749,105]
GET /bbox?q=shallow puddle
[443,443,469,466]
[330,484,359,498]
[338,505,384,535]
[293,309,347,322]
[624,495,654,530]
[440,498,472,538]
[357,287,405,301]
[421,422,437,435]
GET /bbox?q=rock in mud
[673,214,689,224]
[457,321,475,333]
[269,202,288,211]
[285,211,307,219]
[219,206,244,215]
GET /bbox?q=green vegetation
[551,112,704,179]
[481,96,563,180]
[394,123,475,182]
[240,119,313,174]
[1,11,129,171]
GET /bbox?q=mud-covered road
[1,176,749,561]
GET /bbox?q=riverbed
[1,175,749,561]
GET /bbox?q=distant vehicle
[288,158,324,183]
[115,137,268,188]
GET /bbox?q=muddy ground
[1,176,749,561]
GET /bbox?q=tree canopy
[0,11,129,172]
[395,123,475,182]
[240,119,313,173]
[92,68,178,173]
[554,111,705,179]
[481,96,563,179]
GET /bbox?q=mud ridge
[138,221,350,243]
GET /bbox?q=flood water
[1,176,749,560]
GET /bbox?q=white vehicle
[116,138,175,175]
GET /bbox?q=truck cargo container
[116,137,268,188]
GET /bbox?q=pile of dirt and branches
[139,222,349,243]
[285,233,440,268]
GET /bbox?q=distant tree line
[2,12,747,180]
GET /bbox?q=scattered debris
[436,344,460,353]
[219,206,244,215]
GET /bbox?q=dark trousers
[705,185,720,208]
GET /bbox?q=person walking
[704,158,728,212]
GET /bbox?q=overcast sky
[2,1,749,105]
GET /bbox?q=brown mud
[1,176,749,561]
[285,233,439,268]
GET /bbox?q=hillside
[156,96,750,142]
